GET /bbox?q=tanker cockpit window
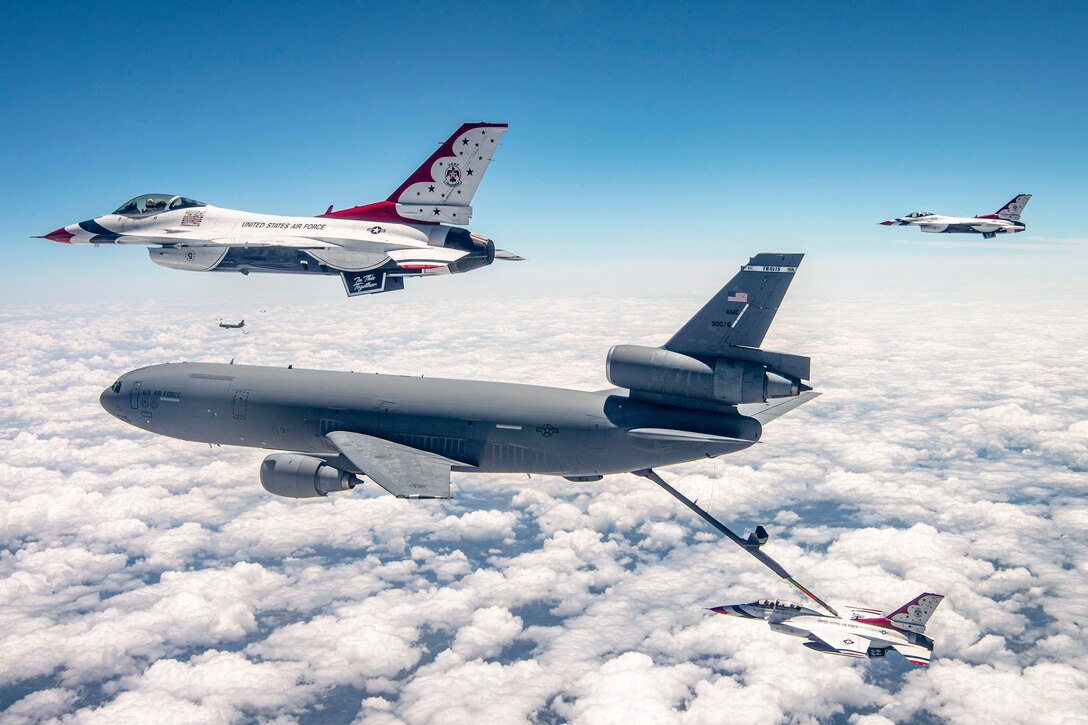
[111,380,122,393]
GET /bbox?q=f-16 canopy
[905,211,934,218]
[112,194,206,217]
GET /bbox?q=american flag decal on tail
[727,291,748,303]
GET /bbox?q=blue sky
[2,1,1086,302]
[3,5,1088,720]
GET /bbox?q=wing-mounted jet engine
[259,453,359,499]
[99,252,819,501]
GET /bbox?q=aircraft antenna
[633,468,838,617]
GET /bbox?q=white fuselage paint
[770,614,911,648]
[897,214,1025,234]
[64,205,453,252]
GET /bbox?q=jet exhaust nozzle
[747,525,769,547]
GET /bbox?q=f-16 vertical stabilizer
[882,592,944,634]
[384,122,509,223]
[993,193,1031,221]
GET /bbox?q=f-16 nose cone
[878,220,896,226]
[40,226,75,243]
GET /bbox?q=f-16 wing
[805,626,871,658]
[109,234,344,249]
[192,236,342,249]
[326,430,468,499]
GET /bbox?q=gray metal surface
[100,252,817,497]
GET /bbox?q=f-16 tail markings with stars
[40,122,522,297]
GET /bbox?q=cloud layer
[1,268,1086,723]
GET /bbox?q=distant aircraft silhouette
[217,319,247,333]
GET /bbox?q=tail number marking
[743,265,796,273]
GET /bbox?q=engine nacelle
[606,345,801,405]
[259,453,359,499]
[149,246,228,271]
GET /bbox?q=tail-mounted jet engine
[606,345,805,406]
[260,453,359,499]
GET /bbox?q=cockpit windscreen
[113,194,206,216]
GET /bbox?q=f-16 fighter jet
[40,122,520,296]
[100,252,816,500]
[880,194,1030,239]
[709,593,944,666]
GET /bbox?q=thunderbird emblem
[444,163,462,187]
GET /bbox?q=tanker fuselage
[100,362,762,477]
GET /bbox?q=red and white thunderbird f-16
[40,122,520,296]
[709,592,945,666]
[880,194,1031,239]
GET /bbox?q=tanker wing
[326,430,465,499]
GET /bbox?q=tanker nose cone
[100,386,116,417]
[100,379,125,419]
[40,226,75,243]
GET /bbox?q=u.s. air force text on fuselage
[41,122,522,297]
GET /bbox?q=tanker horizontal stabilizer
[739,390,821,425]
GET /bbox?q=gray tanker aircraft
[41,122,520,296]
[101,253,816,499]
